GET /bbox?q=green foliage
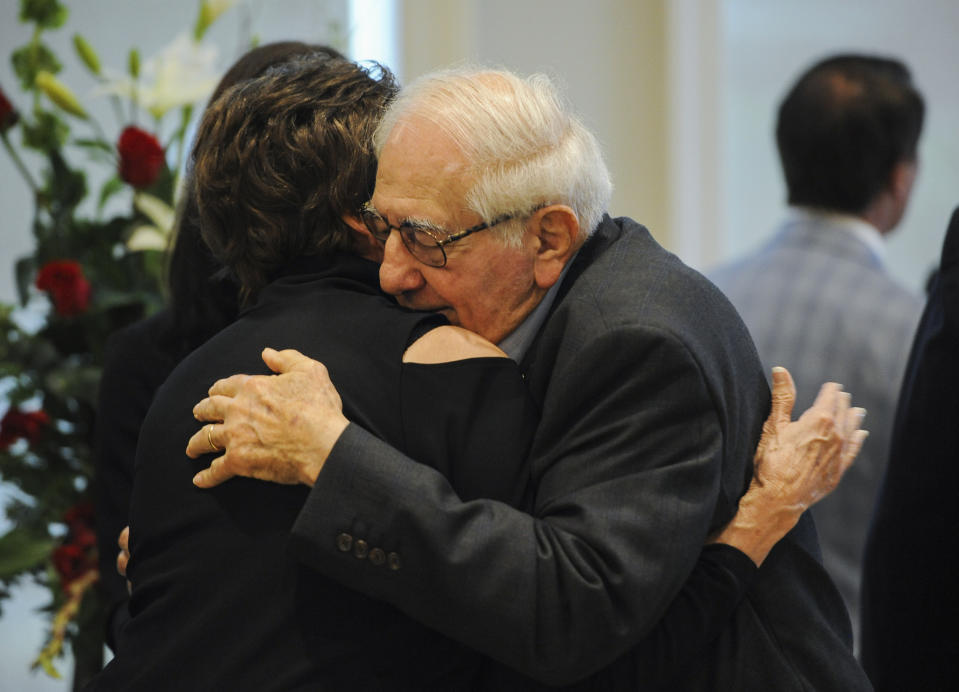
[11,42,63,90]
[1,0,233,680]
[19,0,69,29]
[20,108,68,151]
[0,530,56,578]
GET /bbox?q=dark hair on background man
[775,53,924,214]
[163,42,344,358]
[193,55,398,301]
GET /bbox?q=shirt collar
[787,206,886,263]
[497,253,578,362]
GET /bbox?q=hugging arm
[187,341,862,684]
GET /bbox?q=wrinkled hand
[753,366,866,513]
[117,526,131,594]
[186,348,349,488]
[712,366,867,565]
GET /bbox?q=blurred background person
[94,40,344,652]
[707,53,925,644]
[859,205,959,689]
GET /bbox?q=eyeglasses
[360,202,517,268]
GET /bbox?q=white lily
[98,33,221,120]
[126,192,177,251]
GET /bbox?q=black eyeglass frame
[360,202,519,268]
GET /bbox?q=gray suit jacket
[290,216,870,690]
[709,213,922,635]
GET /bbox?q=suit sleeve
[290,327,735,684]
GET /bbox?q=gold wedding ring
[207,424,221,452]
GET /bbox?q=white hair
[373,67,613,245]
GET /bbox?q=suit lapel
[519,216,622,406]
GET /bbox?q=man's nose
[379,231,426,295]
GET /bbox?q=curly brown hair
[193,54,397,301]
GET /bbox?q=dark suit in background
[860,206,959,690]
[286,217,870,690]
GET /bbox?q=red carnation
[52,543,96,591]
[64,503,96,547]
[53,503,99,591]
[0,85,18,132]
[64,502,95,529]
[35,259,92,316]
[117,125,165,188]
[0,408,50,449]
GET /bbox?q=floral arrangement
[0,0,231,682]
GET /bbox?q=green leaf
[46,149,87,212]
[11,42,62,92]
[20,108,68,151]
[72,138,112,154]
[19,0,69,30]
[97,176,124,212]
[0,529,55,578]
[14,256,36,307]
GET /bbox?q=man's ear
[529,205,580,289]
[342,213,384,263]
[890,159,918,206]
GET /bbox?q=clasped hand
[185,347,348,487]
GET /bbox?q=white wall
[397,0,672,244]
[714,0,959,293]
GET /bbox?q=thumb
[261,347,315,374]
[768,366,796,427]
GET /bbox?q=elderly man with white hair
[187,67,871,690]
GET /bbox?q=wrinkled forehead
[372,115,476,225]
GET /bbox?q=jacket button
[387,552,402,571]
[336,533,353,552]
[353,539,369,559]
[369,548,385,566]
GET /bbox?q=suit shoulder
[567,219,746,335]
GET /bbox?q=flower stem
[86,113,110,147]
[1,130,40,194]
[107,90,126,128]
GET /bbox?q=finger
[118,526,129,551]
[192,394,232,424]
[262,347,319,375]
[810,380,843,414]
[192,456,235,488]
[117,549,128,578]
[186,420,222,458]
[840,408,868,467]
[833,391,852,439]
[768,366,797,426]
[206,423,222,453]
[840,429,869,472]
[185,421,225,458]
[207,373,250,398]
[835,391,851,420]
[844,406,867,438]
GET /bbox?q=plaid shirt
[707,210,923,643]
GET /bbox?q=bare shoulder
[403,325,507,363]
